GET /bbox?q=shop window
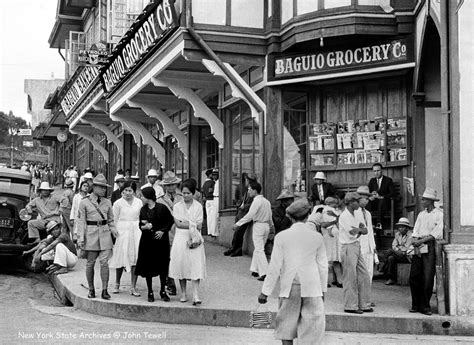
[206,138,219,170]
[227,102,260,207]
[249,67,264,86]
[166,137,188,181]
[193,0,226,25]
[324,0,351,9]
[283,92,307,193]
[358,0,378,5]
[297,0,318,15]
[231,0,264,28]
[281,0,294,24]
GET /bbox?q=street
[0,259,472,345]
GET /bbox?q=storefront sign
[23,141,33,147]
[79,44,109,66]
[100,0,178,93]
[18,129,32,136]
[269,39,413,81]
[60,66,101,117]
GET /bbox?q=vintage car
[0,168,34,256]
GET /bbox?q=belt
[86,220,107,226]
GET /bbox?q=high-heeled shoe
[101,289,111,300]
[160,291,170,302]
[129,288,141,297]
[192,299,202,306]
[112,284,120,294]
[148,292,155,302]
[88,289,96,299]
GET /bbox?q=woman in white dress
[169,180,206,305]
[109,181,143,296]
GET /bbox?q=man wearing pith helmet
[310,171,336,206]
[141,168,164,199]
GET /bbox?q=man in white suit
[258,198,328,345]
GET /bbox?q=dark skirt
[135,231,170,277]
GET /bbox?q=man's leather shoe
[251,272,259,277]
[344,309,363,314]
[385,279,396,285]
[257,275,266,281]
[361,308,374,313]
[409,307,419,313]
[223,250,233,256]
[101,289,111,300]
[88,290,95,299]
[230,251,242,257]
[421,309,432,316]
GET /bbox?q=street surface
[0,258,473,345]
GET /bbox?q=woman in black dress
[135,187,174,302]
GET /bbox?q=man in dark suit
[367,163,394,229]
[310,171,336,205]
[224,172,258,257]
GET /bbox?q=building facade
[38,0,474,316]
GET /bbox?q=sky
[0,1,65,123]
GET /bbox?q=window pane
[297,0,318,15]
[231,123,241,206]
[231,0,263,28]
[193,0,226,25]
[358,0,378,4]
[281,0,293,24]
[324,0,351,9]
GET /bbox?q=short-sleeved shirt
[44,233,77,255]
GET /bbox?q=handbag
[188,222,203,249]
[249,303,272,328]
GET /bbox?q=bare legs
[178,279,201,304]
[113,266,138,294]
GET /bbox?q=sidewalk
[49,240,474,336]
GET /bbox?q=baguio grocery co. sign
[60,66,101,117]
[268,38,413,82]
[100,0,178,93]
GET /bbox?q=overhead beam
[82,119,123,157]
[152,77,224,148]
[127,98,188,157]
[70,127,109,163]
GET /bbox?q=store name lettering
[60,66,100,116]
[274,40,408,77]
[102,0,176,93]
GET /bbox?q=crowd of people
[20,162,444,345]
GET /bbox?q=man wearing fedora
[77,174,117,300]
[25,181,63,244]
[24,220,78,275]
[408,188,443,315]
[273,189,295,235]
[310,171,336,206]
[110,175,126,205]
[258,198,328,345]
[378,217,413,285]
[224,172,258,256]
[141,169,164,199]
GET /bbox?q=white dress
[169,200,206,280]
[109,197,143,271]
[321,206,341,262]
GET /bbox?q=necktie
[319,185,324,201]
[362,208,367,223]
[170,194,174,203]
[97,197,101,204]
[377,178,382,189]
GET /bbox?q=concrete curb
[49,274,474,336]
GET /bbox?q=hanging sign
[79,43,109,66]
[268,38,413,82]
[23,141,34,147]
[18,129,32,136]
[100,0,178,93]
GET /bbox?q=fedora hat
[146,169,158,177]
[64,178,74,188]
[38,182,54,191]
[421,187,439,201]
[395,217,413,228]
[46,220,60,233]
[356,185,371,196]
[313,171,326,180]
[212,168,219,174]
[344,192,361,203]
[114,174,126,183]
[286,198,311,218]
[276,189,295,201]
[130,173,140,181]
[83,172,93,179]
[92,174,110,187]
[160,171,181,185]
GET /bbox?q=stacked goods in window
[386,117,407,162]
[336,118,385,166]
[309,123,336,166]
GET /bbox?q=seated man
[25,182,62,243]
[367,163,394,230]
[377,217,413,285]
[23,220,78,274]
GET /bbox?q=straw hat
[130,173,140,181]
[276,189,295,201]
[64,178,74,188]
[421,187,439,201]
[160,171,181,185]
[212,168,219,174]
[114,174,126,183]
[46,220,60,233]
[313,171,326,180]
[395,217,413,228]
[92,174,110,187]
[146,169,159,177]
[356,186,371,196]
[83,172,93,179]
[38,182,54,191]
[344,192,361,203]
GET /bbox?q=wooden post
[435,239,448,315]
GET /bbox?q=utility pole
[9,112,15,167]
